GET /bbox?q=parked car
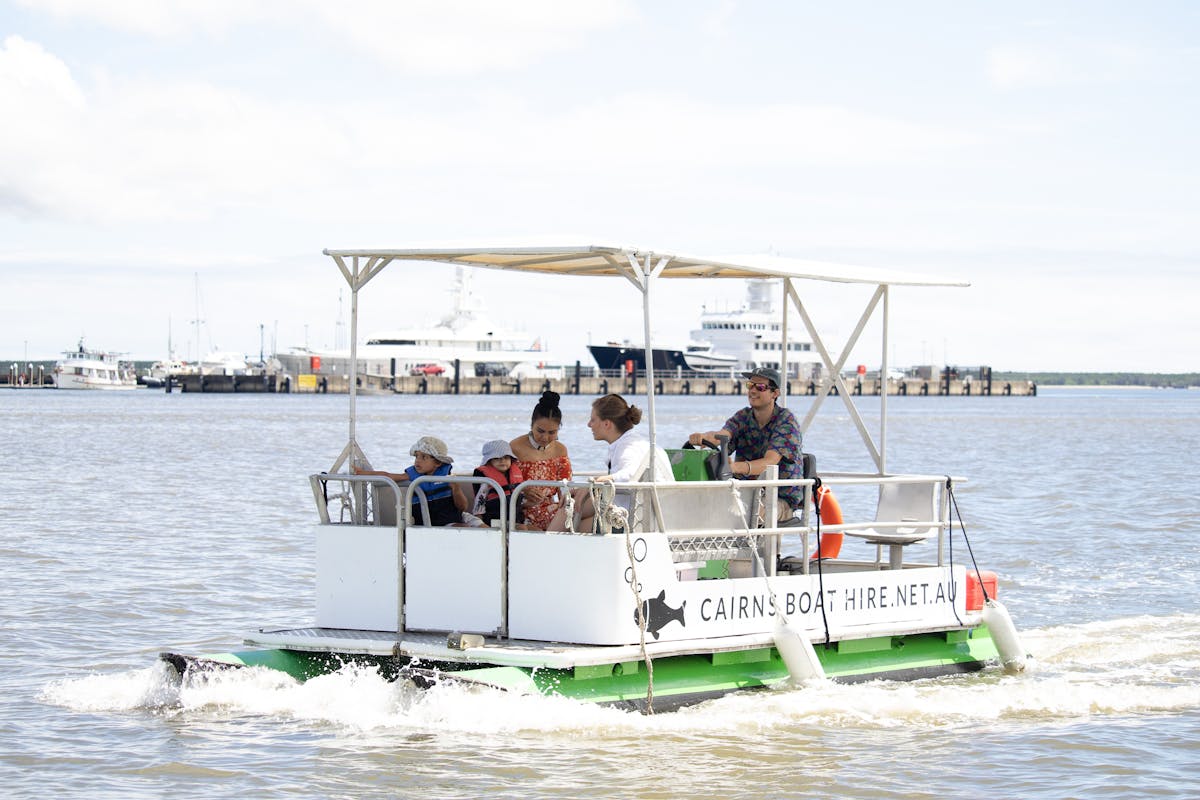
[474,362,508,377]
[410,363,445,376]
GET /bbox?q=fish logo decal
[636,590,686,640]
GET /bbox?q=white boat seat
[370,483,434,527]
[846,481,940,569]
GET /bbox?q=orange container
[965,570,998,611]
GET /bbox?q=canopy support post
[780,279,789,407]
[627,252,670,482]
[326,252,392,473]
[788,281,885,471]
[880,285,890,475]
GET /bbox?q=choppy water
[2,388,1198,799]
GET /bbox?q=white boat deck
[246,613,983,670]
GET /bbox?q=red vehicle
[409,363,445,376]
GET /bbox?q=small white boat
[162,246,1026,712]
[199,351,250,376]
[53,340,138,390]
[682,341,739,371]
[141,358,196,388]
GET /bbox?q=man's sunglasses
[748,381,775,392]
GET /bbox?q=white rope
[591,480,629,536]
[624,528,654,714]
[563,488,576,533]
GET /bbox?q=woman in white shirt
[549,394,674,532]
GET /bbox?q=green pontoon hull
[164,626,1001,712]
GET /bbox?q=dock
[285,371,1036,397]
[2,360,1035,397]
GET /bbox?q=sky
[1,0,1198,372]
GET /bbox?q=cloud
[986,40,1149,90]
[306,0,637,75]
[0,28,975,226]
[0,59,351,222]
[16,0,289,37]
[17,0,638,74]
[0,35,88,215]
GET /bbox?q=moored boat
[141,358,196,387]
[280,266,561,381]
[53,340,138,390]
[161,246,1027,712]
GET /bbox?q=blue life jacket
[404,463,453,500]
[404,463,458,525]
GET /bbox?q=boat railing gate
[310,470,518,637]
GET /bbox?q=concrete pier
[170,373,285,393]
[285,372,1037,397]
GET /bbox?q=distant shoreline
[994,372,1198,389]
[1037,384,1189,390]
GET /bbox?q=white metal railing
[309,468,961,639]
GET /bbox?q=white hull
[55,374,138,390]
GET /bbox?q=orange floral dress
[516,455,572,530]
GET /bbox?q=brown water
[3,388,1198,799]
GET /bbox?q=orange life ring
[810,485,844,559]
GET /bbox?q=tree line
[993,372,1199,388]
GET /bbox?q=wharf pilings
[288,373,1037,397]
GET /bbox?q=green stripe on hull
[198,627,1000,709]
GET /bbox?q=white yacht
[53,340,138,390]
[589,279,822,377]
[285,267,560,379]
[691,279,821,377]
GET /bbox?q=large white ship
[589,279,822,377]
[283,268,560,380]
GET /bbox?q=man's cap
[741,367,781,389]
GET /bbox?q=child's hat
[480,439,515,465]
[410,436,453,464]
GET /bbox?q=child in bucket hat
[471,439,525,527]
[355,435,470,525]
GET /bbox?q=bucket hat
[410,435,453,464]
[480,439,516,465]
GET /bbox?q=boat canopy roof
[324,244,969,477]
[323,246,968,289]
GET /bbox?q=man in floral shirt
[688,367,804,521]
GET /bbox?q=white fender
[773,619,826,683]
[982,599,1027,673]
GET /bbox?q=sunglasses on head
[748,381,775,392]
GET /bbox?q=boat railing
[507,472,956,567]
[808,472,960,571]
[311,471,526,529]
[308,468,959,638]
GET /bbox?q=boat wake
[40,614,1200,735]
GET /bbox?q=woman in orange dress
[509,390,572,530]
